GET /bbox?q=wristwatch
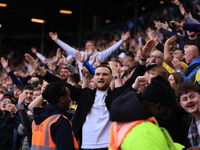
[114,76,119,80]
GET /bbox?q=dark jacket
[159,27,200,51]
[42,62,146,140]
[33,104,75,150]
[0,110,15,150]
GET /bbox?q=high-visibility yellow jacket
[109,117,185,150]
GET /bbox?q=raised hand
[31,47,37,54]
[172,58,183,71]
[132,76,148,90]
[146,27,156,40]
[179,5,188,17]
[5,76,13,86]
[154,21,168,30]
[171,21,183,28]
[49,32,58,41]
[1,57,9,69]
[166,35,177,45]
[24,53,40,70]
[140,40,156,59]
[75,51,85,63]
[81,66,89,79]
[6,103,17,115]
[62,55,67,65]
[18,92,27,110]
[29,68,37,76]
[171,0,182,6]
[121,31,130,42]
[90,54,99,66]
[47,62,57,72]
[109,62,120,76]
[54,47,62,62]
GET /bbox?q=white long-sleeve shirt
[36,52,46,63]
[55,39,123,79]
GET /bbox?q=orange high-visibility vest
[31,114,79,150]
[109,117,158,150]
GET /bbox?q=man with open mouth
[176,81,200,147]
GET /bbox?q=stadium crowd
[2,0,200,149]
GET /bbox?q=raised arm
[119,40,155,91]
[109,62,122,88]
[25,53,82,102]
[81,66,90,89]
[75,51,95,74]
[49,32,79,58]
[146,27,158,52]
[25,53,47,76]
[53,47,62,64]
[1,57,25,87]
[97,31,130,62]
[28,95,44,113]
[18,92,33,128]
[173,20,200,32]
[31,47,46,63]
[164,35,177,66]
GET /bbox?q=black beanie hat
[141,75,176,105]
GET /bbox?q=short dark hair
[95,64,112,75]
[34,87,41,91]
[86,40,96,46]
[23,85,34,91]
[100,62,109,66]
[42,81,68,104]
[68,73,80,84]
[175,81,200,104]
[61,66,70,72]
[15,85,23,91]
[183,41,195,50]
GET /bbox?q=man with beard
[25,39,155,150]
[149,50,175,74]
[60,66,71,82]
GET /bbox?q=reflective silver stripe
[31,144,57,150]
[44,114,61,147]
[32,121,35,129]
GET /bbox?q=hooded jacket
[33,104,75,150]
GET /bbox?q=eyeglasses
[0,100,11,104]
[149,55,163,59]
